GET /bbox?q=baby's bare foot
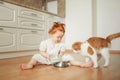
[80,61,93,68]
[19,64,33,70]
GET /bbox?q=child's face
[51,31,64,43]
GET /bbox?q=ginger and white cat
[72,32,120,68]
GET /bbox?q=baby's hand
[57,55,62,61]
[46,54,50,60]
[40,51,51,60]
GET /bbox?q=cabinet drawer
[18,7,45,21]
[18,18,45,30]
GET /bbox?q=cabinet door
[0,27,17,52]
[17,29,45,50]
[0,2,18,27]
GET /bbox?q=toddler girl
[20,22,93,70]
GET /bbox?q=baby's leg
[20,58,37,70]
[62,54,93,68]
[70,60,93,68]
[82,61,93,67]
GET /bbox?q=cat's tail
[106,32,120,43]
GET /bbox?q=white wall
[65,0,120,50]
[65,0,92,49]
[97,0,120,50]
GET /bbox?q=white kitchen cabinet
[17,6,46,51]
[0,2,64,52]
[0,27,17,52]
[17,29,45,50]
[0,2,18,27]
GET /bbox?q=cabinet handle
[0,0,4,4]
[31,23,38,26]
[31,30,37,33]
[0,28,4,30]
[31,13,38,17]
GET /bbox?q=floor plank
[0,54,120,80]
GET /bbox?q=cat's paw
[93,65,98,68]
[103,64,109,68]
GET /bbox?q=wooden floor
[0,53,120,80]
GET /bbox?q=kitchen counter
[2,0,58,17]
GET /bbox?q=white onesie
[32,39,74,64]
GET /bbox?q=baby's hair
[48,22,65,35]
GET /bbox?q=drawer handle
[31,13,38,17]
[31,24,38,26]
[31,30,37,33]
[0,28,4,30]
[0,1,4,4]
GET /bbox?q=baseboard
[65,49,120,54]
[109,50,120,54]
[0,49,39,54]
[0,49,119,54]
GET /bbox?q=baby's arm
[59,51,65,57]
[40,51,50,60]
